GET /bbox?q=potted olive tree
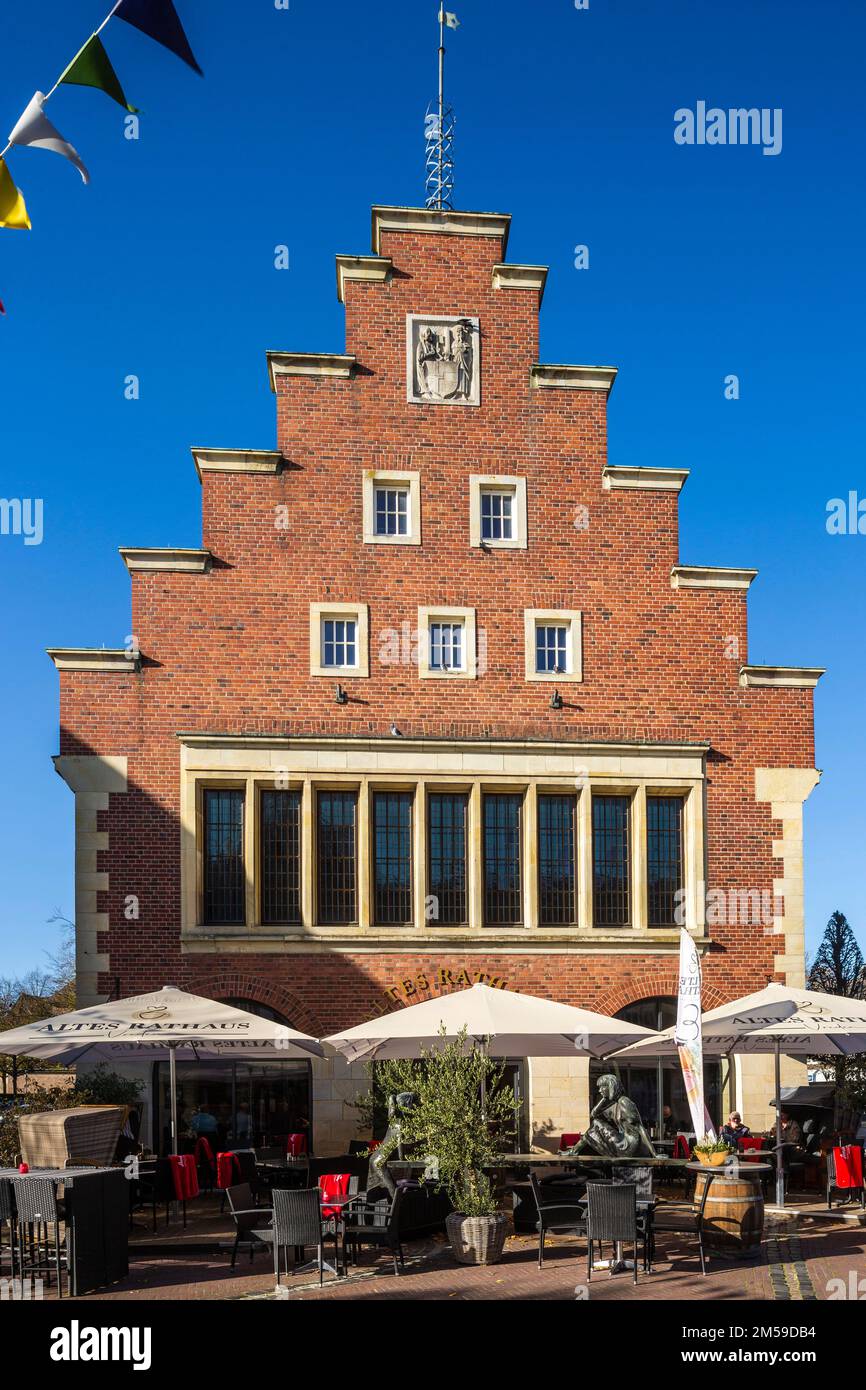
[369,1028,520,1266]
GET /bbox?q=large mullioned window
[373,791,413,926]
[203,789,245,926]
[647,795,685,929]
[483,793,523,926]
[317,791,358,925]
[592,795,631,928]
[260,789,302,925]
[538,794,577,926]
[428,793,469,925]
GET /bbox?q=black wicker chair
[649,1173,713,1274]
[11,1177,67,1297]
[226,1182,273,1268]
[529,1172,586,1268]
[586,1182,640,1285]
[0,1178,16,1278]
[342,1181,416,1276]
[267,1187,327,1289]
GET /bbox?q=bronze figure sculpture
[370,1090,419,1196]
[572,1074,657,1159]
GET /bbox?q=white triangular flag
[8,92,90,184]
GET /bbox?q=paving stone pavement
[41,1217,865,1303]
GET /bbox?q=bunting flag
[60,34,139,113]
[8,93,90,184]
[0,158,31,229]
[116,0,203,75]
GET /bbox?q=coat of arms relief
[407,314,480,406]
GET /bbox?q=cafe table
[685,1160,772,1259]
[0,1165,128,1295]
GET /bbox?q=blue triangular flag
[116,0,202,76]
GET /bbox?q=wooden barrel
[693,1171,764,1258]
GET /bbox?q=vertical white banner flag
[674,928,716,1141]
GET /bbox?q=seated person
[661,1104,677,1140]
[721,1111,751,1148]
[778,1111,803,1148]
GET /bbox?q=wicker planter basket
[446,1211,509,1266]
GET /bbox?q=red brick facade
[52,205,819,1066]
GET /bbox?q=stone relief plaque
[407,313,480,406]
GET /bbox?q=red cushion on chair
[216,1152,242,1190]
[169,1154,200,1201]
[559,1133,582,1150]
[286,1133,307,1156]
[739,1136,764,1162]
[834,1146,864,1188]
[194,1136,214,1166]
[319,1172,350,1219]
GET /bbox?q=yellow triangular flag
[0,158,31,230]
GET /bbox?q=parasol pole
[774,1039,784,1207]
[169,1042,178,1157]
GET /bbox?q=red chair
[168,1153,200,1201]
[738,1136,765,1164]
[217,1152,243,1190]
[319,1172,351,1219]
[828,1146,865,1209]
[672,1134,691,1159]
[286,1134,308,1157]
[194,1136,216,1191]
[559,1133,582,1151]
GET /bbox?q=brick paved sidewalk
[45,1216,864,1303]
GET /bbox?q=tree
[808,911,866,1131]
[371,1029,519,1218]
[0,909,77,1091]
[808,911,865,998]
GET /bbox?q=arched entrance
[152,999,313,1155]
[589,997,723,1140]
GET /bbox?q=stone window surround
[179,737,707,949]
[309,602,369,678]
[417,606,477,680]
[524,609,583,683]
[362,469,422,546]
[469,474,528,550]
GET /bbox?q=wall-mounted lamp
[549,689,564,710]
[335,684,348,705]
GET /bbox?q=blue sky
[1,0,864,977]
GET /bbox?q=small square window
[470,475,527,549]
[310,603,369,677]
[429,622,465,672]
[363,470,421,545]
[535,624,568,675]
[481,490,513,542]
[374,486,409,537]
[322,618,357,670]
[524,610,582,682]
[418,607,477,680]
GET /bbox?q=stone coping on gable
[47,648,139,674]
[531,363,618,395]
[603,466,689,493]
[371,205,511,256]
[267,352,357,392]
[671,565,758,590]
[192,448,286,481]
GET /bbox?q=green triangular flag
[60,34,139,114]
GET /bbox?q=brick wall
[54,207,817,1051]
